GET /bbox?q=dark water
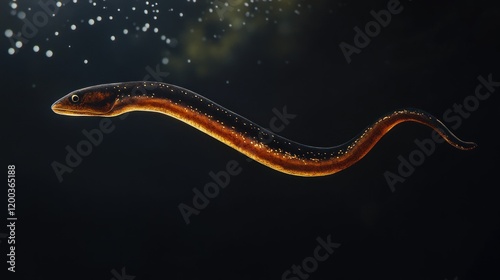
[2,0,499,279]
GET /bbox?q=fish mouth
[51,102,106,116]
[51,99,118,116]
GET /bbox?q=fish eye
[70,94,80,103]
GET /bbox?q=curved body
[52,82,476,176]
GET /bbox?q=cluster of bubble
[176,0,309,69]
[4,0,180,63]
[202,0,309,25]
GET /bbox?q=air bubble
[17,11,26,20]
[4,29,13,38]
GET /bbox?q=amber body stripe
[52,81,476,176]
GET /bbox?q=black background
[1,0,499,279]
